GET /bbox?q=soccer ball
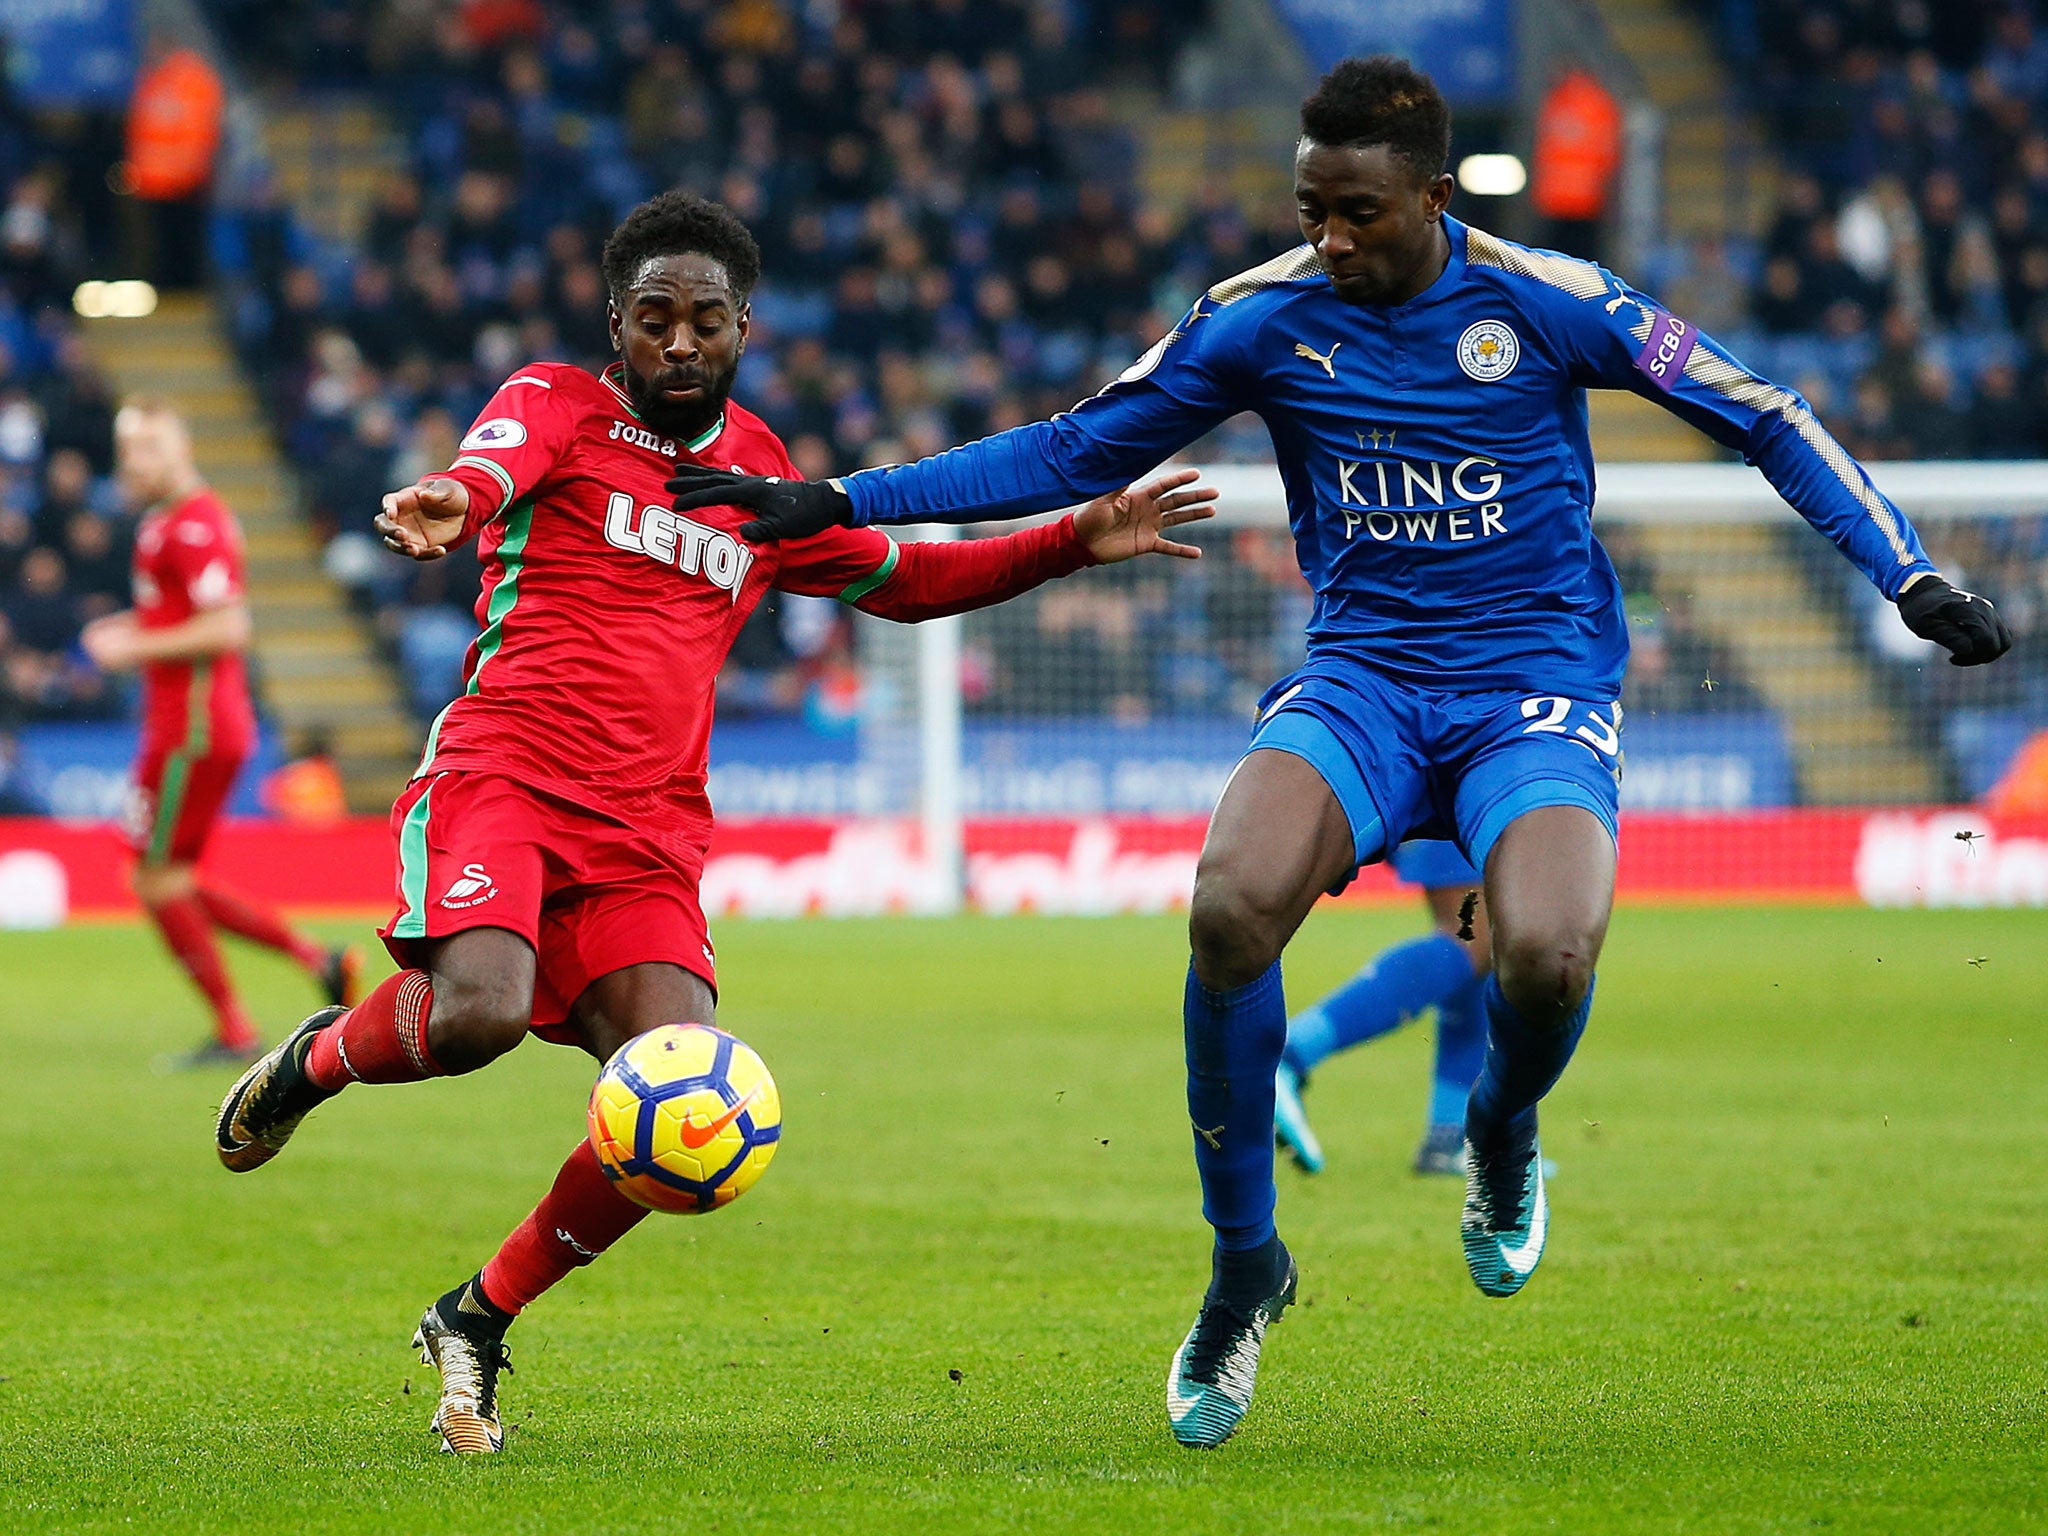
[587,1023,782,1214]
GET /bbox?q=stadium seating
[0,131,134,764]
[184,0,2048,802]
[196,4,1305,718]
[1644,1,2048,792]
[206,0,1748,746]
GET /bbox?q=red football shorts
[127,747,244,865]
[379,771,717,1041]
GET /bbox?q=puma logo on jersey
[607,419,680,456]
[440,863,499,908]
[1294,340,1341,378]
[603,492,756,601]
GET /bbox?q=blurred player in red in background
[212,190,1217,1455]
[81,401,361,1067]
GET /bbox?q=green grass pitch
[3,905,2044,1534]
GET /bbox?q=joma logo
[608,420,679,455]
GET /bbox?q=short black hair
[601,189,762,304]
[1298,55,1452,182]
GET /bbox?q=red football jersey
[132,486,255,756]
[425,363,937,841]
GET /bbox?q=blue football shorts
[1244,653,1622,881]
[1387,838,1481,890]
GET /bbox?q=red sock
[195,883,326,971]
[304,969,440,1090]
[479,1140,649,1314]
[147,895,258,1050]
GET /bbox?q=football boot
[215,1006,343,1172]
[1166,1239,1297,1449]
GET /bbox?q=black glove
[1897,575,2012,666]
[665,464,853,543]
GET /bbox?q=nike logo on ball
[677,1087,759,1148]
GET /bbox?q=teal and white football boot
[1459,1123,1547,1298]
[1272,1061,1324,1174]
[1166,1239,1298,1448]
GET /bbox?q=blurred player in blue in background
[1274,840,1488,1177]
[673,55,2010,1450]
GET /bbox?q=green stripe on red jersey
[184,660,213,757]
[467,499,534,696]
[453,454,517,516]
[837,540,900,605]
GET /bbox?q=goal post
[911,524,965,916]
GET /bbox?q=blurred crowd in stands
[1683,0,2048,712]
[3,0,2038,799]
[219,0,1782,730]
[208,0,1321,724]
[0,78,132,738]
[1669,0,2048,467]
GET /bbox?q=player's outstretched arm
[777,472,1216,626]
[673,298,1244,542]
[669,392,1224,544]
[1560,269,2010,666]
[1071,468,1217,564]
[375,477,471,562]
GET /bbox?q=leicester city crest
[1456,320,1520,382]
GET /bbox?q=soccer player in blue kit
[671,56,2011,1448]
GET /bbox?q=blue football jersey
[842,217,1936,697]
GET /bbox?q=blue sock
[1285,932,1474,1074]
[1467,973,1595,1148]
[1185,960,1286,1253]
[1428,969,1488,1129]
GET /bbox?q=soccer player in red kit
[214,191,1215,1454]
[80,401,359,1066]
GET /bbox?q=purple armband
[1634,312,1698,392]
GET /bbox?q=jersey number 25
[1520,695,1621,758]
